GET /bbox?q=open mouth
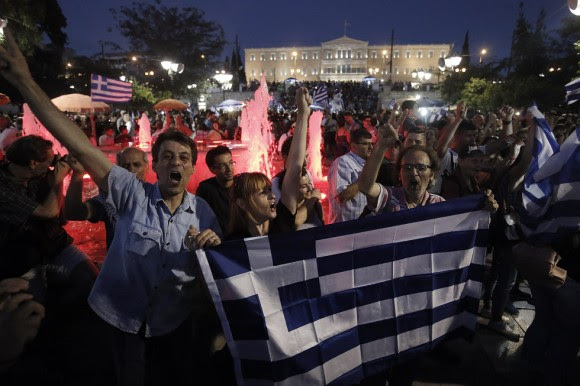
[409,180,420,190]
[269,202,276,210]
[170,171,182,183]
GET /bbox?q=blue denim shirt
[88,166,222,337]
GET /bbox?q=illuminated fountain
[22,103,68,156]
[138,112,152,149]
[307,111,324,182]
[239,75,273,178]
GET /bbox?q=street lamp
[411,68,431,81]
[479,48,487,64]
[214,70,233,101]
[161,60,185,76]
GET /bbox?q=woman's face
[298,174,314,201]
[246,184,277,223]
[399,150,434,199]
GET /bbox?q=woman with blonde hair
[225,87,315,240]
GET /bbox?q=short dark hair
[6,135,53,166]
[457,121,477,134]
[401,100,417,111]
[152,131,197,165]
[350,128,372,144]
[280,136,294,157]
[205,145,231,167]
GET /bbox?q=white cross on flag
[91,74,132,103]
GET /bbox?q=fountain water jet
[138,112,152,149]
[307,111,324,182]
[239,75,273,178]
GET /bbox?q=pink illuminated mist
[307,110,323,182]
[239,75,273,178]
[22,103,68,156]
[138,112,152,148]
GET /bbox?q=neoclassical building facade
[244,36,453,83]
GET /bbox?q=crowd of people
[0,25,579,386]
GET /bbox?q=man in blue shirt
[0,28,221,385]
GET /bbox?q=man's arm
[436,102,465,159]
[0,29,112,192]
[358,124,397,208]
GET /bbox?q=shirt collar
[152,183,195,214]
[348,151,366,165]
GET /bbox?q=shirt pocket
[126,224,163,259]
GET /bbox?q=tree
[0,0,68,100]
[230,35,246,91]
[111,0,225,96]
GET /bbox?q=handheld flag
[91,74,132,103]
[519,104,580,243]
[312,85,328,108]
[197,195,490,385]
[565,77,580,105]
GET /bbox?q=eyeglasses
[356,142,374,147]
[212,160,236,170]
[401,163,431,173]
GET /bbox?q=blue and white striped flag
[196,195,490,385]
[312,85,328,108]
[520,105,580,243]
[91,74,132,103]
[428,107,448,124]
[565,77,580,105]
[387,98,397,110]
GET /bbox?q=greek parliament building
[244,36,453,83]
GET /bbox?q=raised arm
[64,156,100,221]
[507,111,535,192]
[358,124,398,208]
[280,86,311,214]
[436,102,465,159]
[499,106,515,141]
[0,29,112,192]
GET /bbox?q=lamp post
[214,70,233,102]
[411,68,432,82]
[479,48,487,64]
[160,60,185,77]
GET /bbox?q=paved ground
[389,264,580,386]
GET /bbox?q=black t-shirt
[225,201,296,241]
[196,177,231,233]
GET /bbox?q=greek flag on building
[520,105,580,244]
[196,195,490,385]
[91,74,132,103]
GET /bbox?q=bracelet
[502,120,512,124]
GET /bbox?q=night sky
[59,0,570,63]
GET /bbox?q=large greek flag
[520,105,580,243]
[196,195,490,385]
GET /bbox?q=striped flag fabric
[387,98,397,110]
[565,77,580,105]
[196,195,490,385]
[91,74,132,103]
[312,85,328,108]
[520,104,580,243]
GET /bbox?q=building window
[251,69,255,77]
[302,52,307,60]
[393,50,399,58]
[371,51,377,59]
[395,67,399,75]
[312,68,318,75]
[271,53,276,61]
[250,54,255,61]
[260,53,265,61]
[383,52,389,59]
[260,69,264,76]
[270,68,275,76]
[281,52,286,60]
[417,51,422,59]
[405,51,411,58]
[357,51,362,59]
[348,49,351,58]
[281,69,286,76]
[326,51,332,59]
[440,51,446,58]
[428,50,434,58]
[312,52,318,60]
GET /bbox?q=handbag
[511,242,567,290]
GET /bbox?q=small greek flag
[387,98,397,110]
[565,77,580,105]
[313,85,328,108]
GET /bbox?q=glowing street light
[479,48,487,64]
[214,70,233,101]
[161,60,184,75]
